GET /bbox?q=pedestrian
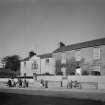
[8,79,12,87]
[40,79,44,88]
[23,79,27,88]
[45,81,48,88]
[19,78,23,88]
[11,78,15,87]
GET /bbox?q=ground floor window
[91,71,100,76]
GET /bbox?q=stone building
[21,38,105,76]
[20,53,55,76]
[53,38,105,76]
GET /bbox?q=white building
[20,53,55,77]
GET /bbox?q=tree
[29,51,36,58]
[2,55,20,72]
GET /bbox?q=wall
[36,76,105,89]
[0,76,105,89]
[100,45,105,75]
[53,45,105,75]
[20,56,55,76]
[40,58,55,74]
[20,61,33,76]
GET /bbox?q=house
[21,37,105,76]
[37,53,55,75]
[20,53,55,77]
[53,38,105,76]
[20,57,33,76]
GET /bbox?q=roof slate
[21,57,30,62]
[53,38,105,53]
[38,53,52,59]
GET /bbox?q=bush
[82,70,89,75]
[44,72,50,75]
[0,68,20,78]
[56,72,63,75]
[69,72,75,75]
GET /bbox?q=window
[93,65,100,72]
[93,47,100,60]
[75,50,81,61]
[46,59,49,63]
[24,61,26,66]
[61,53,66,64]
[32,61,38,70]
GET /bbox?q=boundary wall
[0,76,105,89]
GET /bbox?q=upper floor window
[32,61,38,70]
[61,53,66,64]
[46,59,49,63]
[75,50,81,61]
[93,47,100,60]
[24,61,26,66]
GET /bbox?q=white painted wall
[20,56,55,76]
[20,61,33,76]
[30,56,41,74]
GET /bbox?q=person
[26,81,29,87]
[67,80,72,88]
[11,79,15,87]
[23,79,27,88]
[18,78,23,88]
[40,81,43,88]
[40,79,44,88]
[14,78,18,87]
[45,81,48,88]
[8,79,12,87]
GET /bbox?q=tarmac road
[0,87,105,105]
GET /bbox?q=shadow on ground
[0,92,104,105]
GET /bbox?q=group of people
[40,79,48,88]
[7,78,28,88]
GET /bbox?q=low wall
[0,76,105,89]
[68,76,99,82]
[36,76,99,82]
[37,76,62,81]
[36,76,105,89]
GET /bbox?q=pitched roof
[20,57,30,62]
[53,38,105,53]
[38,53,52,59]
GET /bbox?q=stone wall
[53,45,105,75]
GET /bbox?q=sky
[0,0,105,59]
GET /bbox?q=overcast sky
[0,0,105,58]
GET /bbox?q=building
[53,38,105,76]
[20,53,55,76]
[37,53,55,75]
[20,37,105,76]
[20,57,32,76]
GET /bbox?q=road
[0,87,105,102]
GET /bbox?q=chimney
[58,41,66,48]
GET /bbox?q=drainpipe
[40,58,41,74]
